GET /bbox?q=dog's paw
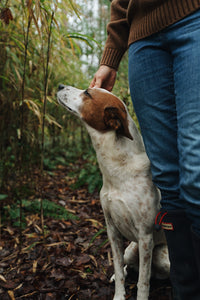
[110,266,128,283]
[110,273,115,283]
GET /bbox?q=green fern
[71,161,102,193]
[3,198,78,228]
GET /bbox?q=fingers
[89,78,95,88]
[89,76,102,89]
[102,69,117,91]
[89,65,117,91]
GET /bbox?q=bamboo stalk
[18,2,32,250]
[40,11,54,236]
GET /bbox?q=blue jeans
[129,9,200,235]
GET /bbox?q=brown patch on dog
[80,88,133,140]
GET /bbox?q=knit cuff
[100,47,125,70]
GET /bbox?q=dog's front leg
[137,234,153,300]
[105,217,125,300]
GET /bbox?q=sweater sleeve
[100,0,130,70]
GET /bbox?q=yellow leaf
[14,283,23,291]
[8,290,15,300]
[85,218,103,228]
[33,260,37,273]
[89,255,98,268]
[0,274,7,282]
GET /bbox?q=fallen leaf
[0,164,172,299]
[8,290,15,300]
[85,218,104,228]
[33,260,37,273]
[89,255,98,268]
[0,274,7,282]
[56,257,73,267]
[50,268,66,280]
[75,254,91,266]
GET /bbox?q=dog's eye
[84,89,92,98]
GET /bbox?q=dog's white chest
[100,176,159,242]
[104,192,139,241]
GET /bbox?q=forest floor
[0,162,173,300]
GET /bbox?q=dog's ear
[104,107,133,140]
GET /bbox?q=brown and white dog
[57,85,170,300]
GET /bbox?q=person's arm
[101,0,130,69]
[90,0,130,90]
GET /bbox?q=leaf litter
[0,165,172,299]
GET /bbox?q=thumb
[89,76,102,88]
[94,77,102,88]
[89,77,95,88]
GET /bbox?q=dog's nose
[58,84,65,91]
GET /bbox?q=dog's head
[57,85,133,140]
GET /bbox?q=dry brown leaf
[46,241,67,247]
[56,257,73,267]
[34,224,42,233]
[89,255,98,268]
[14,283,23,291]
[107,250,112,266]
[85,218,104,228]
[32,260,37,273]
[0,164,171,299]
[8,290,15,300]
[75,254,91,266]
[3,227,14,236]
[0,8,13,25]
[0,274,7,282]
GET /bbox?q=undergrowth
[68,150,102,194]
[1,137,102,230]
[44,139,102,194]
[2,198,78,228]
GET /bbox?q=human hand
[89,65,117,92]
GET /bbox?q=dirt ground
[0,165,173,299]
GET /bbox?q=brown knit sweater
[101,0,200,70]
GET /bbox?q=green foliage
[70,149,102,194]
[74,161,102,194]
[0,0,91,189]
[3,199,78,228]
[89,227,109,254]
[0,0,138,239]
[89,227,106,245]
[43,154,68,171]
[24,199,77,220]
[0,0,130,194]
[0,194,8,201]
